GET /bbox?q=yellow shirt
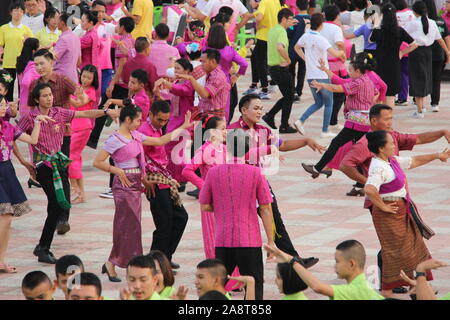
[254,0,286,41]
[0,23,33,68]
[131,0,154,39]
[35,27,61,48]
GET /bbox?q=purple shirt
[149,40,181,78]
[103,131,147,169]
[166,80,194,133]
[199,163,272,248]
[0,120,23,161]
[205,45,248,78]
[54,29,82,83]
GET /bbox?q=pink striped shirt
[198,66,230,113]
[17,107,75,157]
[199,163,272,248]
[0,120,23,161]
[331,70,387,103]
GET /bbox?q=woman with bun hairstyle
[301,52,380,179]
[364,130,450,297]
[93,101,193,282]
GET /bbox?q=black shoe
[279,126,298,134]
[300,257,319,269]
[86,140,98,150]
[301,163,320,179]
[187,188,199,199]
[56,221,71,235]
[170,261,180,270]
[346,187,365,197]
[102,263,122,282]
[34,246,57,264]
[293,94,300,102]
[393,287,408,294]
[33,244,46,257]
[262,114,277,129]
[28,178,41,188]
[177,182,186,193]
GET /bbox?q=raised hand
[416,259,448,272]
[170,285,188,300]
[263,243,292,264]
[181,111,194,129]
[306,138,327,154]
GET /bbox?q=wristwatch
[289,256,302,266]
[103,108,109,115]
[414,271,426,279]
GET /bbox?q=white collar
[9,22,23,29]
[45,26,59,34]
[25,12,43,18]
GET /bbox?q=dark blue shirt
[287,14,310,59]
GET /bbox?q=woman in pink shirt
[79,11,101,86]
[69,65,99,204]
[302,52,379,178]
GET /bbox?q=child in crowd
[67,272,104,300]
[54,254,85,299]
[276,262,309,300]
[22,271,56,300]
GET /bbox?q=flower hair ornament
[186,42,200,54]
[0,72,13,84]
[190,24,205,38]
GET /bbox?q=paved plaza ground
[1,70,449,300]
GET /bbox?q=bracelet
[103,108,109,115]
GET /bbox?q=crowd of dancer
[0,0,450,300]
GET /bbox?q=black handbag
[409,200,435,240]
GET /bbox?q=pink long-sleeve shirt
[18,61,40,116]
[166,80,195,133]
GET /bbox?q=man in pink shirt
[199,128,274,300]
[54,12,81,84]
[137,101,188,270]
[149,23,181,78]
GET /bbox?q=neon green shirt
[159,286,176,300]
[282,292,308,300]
[267,24,289,66]
[439,292,450,300]
[0,23,33,68]
[225,292,232,300]
[130,292,162,300]
[35,27,61,48]
[330,274,385,300]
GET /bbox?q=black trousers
[216,247,264,300]
[288,54,306,97]
[315,127,367,172]
[258,186,299,257]
[431,60,445,106]
[58,136,72,223]
[149,186,188,261]
[250,39,268,88]
[4,68,16,102]
[36,165,70,249]
[266,66,294,128]
[228,84,238,125]
[88,85,128,148]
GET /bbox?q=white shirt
[396,9,415,28]
[366,156,412,198]
[201,0,248,21]
[110,6,126,23]
[349,10,365,53]
[191,60,207,106]
[297,31,331,80]
[404,17,441,47]
[21,13,44,34]
[320,22,344,62]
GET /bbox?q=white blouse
[366,156,412,198]
[403,17,441,47]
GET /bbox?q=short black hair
[218,5,234,17]
[130,69,148,85]
[33,48,55,61]
[335,0,349,11]
[354,0,368,10]
[336,239,366,269]
[32,82,52,103]
[127,255,157,275]
[22,271,52,290]
[202,49,221,64]
[196,259,227,287]
[366,130,388,155]
[83,10,99,25]
[278,8,294,23]
[55,255,85,277]
[369,104,392,119]
[67,272,102,297]
[119,16,135,33]
[155,23,170,39]
[324,5,340,21]
[43,6,60,27]
[9,1,25,13]
[150,100,170,115]
[238,93,260,113]
[226,129,250,158]
[176,58,193,72]
[92,0,106,8]
[199,290,229,300]
[277,263,308,295]
[135,37,150,53]
[310,13,324,30]
[296,0,309,11]
[59,12,70,25]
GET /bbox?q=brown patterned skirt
[371,199,433,290]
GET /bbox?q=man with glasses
[22,0,45,34]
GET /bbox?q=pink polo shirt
[132,88,150,123]
[148,40,181,78]
[199,163,272,248]
[137,121,170,189]
[54,29,82,84]
[96,23,114,70]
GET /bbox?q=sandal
[72,196,86,204]
[0,264,17,274]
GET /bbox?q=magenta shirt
[70,86,97,132]
[204,45,248,79]
[54,29,82,83]
[80,28,101,70]
[18,61,40,116]
[96,23,113,70]
[166,80,194,133]
[0,120,23,161]
[103,130,147,169]
[199,163,272,247]
[132,89,150,123]
[148,40,181,78]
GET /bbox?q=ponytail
[412,1,429,35]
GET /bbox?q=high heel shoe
[28,178,41,188]
[320,169,333,178]
[102,263,121,282]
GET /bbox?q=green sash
[33,152,72,210]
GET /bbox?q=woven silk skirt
[371,199,433,290]
[408,45,432,97]
[0,160,31,217]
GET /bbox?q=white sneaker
[422,106,427,113]
[412,111,424,119]
[294,120,306,135]
[329,124,343,132]
[432,105,439,112]
[99,188,114,199]
[321,131,337,138]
